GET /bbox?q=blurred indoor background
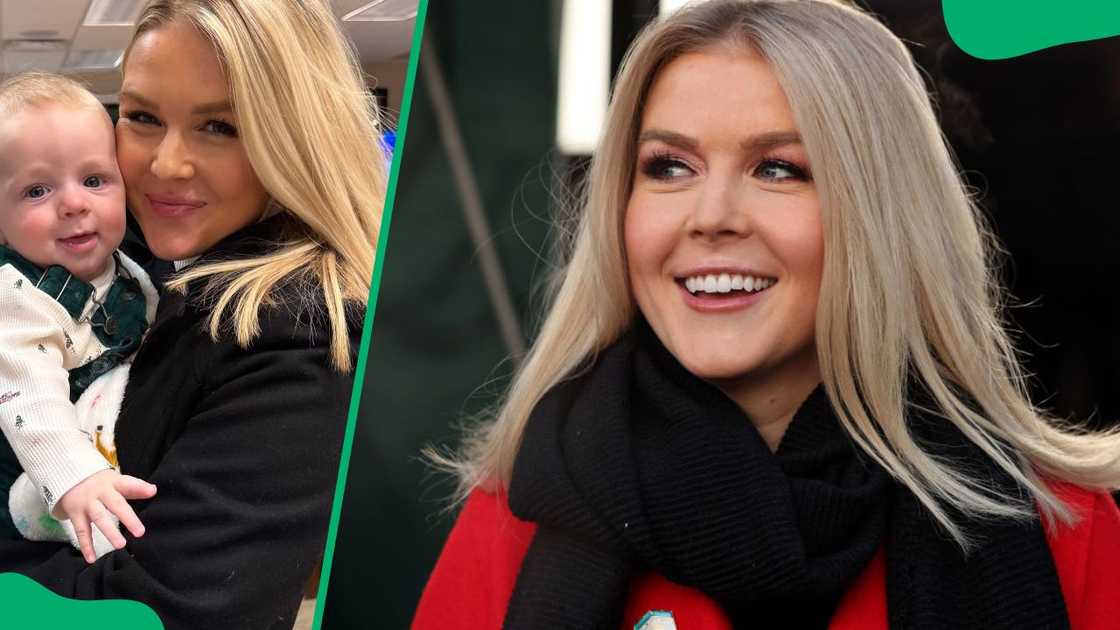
[0,0,414,117]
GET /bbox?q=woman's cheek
[626,195,677,272]
[114,133,145,189]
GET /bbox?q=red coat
[414,483,1120,629]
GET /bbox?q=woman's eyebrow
[193,100,232,115]
[740,130,802,153]
[637,129,803,153]
[119,89,156,109]
[118,90,231,115]
[637,129,697,151]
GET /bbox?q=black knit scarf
[504,328,1068,629]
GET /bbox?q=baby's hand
[53,469,158,563]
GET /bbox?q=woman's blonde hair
[450,0,1120,547]
[125,0,385,372]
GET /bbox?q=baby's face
[0,105,125,281]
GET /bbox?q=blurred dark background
[323,1,1120,627]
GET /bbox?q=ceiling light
[20,30,60,39]
[4,50,66,74]
[5,40,65,53]
[63,49,125,71]
[342,0,418,22]
[84,0,147,26]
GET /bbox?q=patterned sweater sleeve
[0,265,111,511]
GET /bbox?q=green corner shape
[944,0,1120,60]
[1,572,163,628]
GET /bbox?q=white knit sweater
[0,253,157,511]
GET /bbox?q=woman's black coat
[0,220,359,630]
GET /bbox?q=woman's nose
[686,175,751,239]
[150,130,195,180]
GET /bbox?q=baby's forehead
[0,104,116,174]
[3,101,111,128]
[0,103,112,145]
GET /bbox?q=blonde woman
[0,0,383,627]
[415,1,1120,628]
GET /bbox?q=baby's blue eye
[83,176,103,188]
[25,185,48,199]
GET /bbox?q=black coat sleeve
[0,310,354,630]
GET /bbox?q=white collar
[173,256,200,271]
[88,256,117,299]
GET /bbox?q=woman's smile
[677,267,778,312]
[145,193,207,218]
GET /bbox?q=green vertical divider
[311,2,431,628]
[319,1,559,627]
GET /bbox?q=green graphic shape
[2,572,163,628]
[944,0,1120,60]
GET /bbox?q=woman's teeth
[684,273,776,295]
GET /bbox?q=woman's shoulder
[172,217,366,355]
[1044,482,1120,629]
[417,490,740,630]
[256,278,365,342]
[1045,481,1120,542]
[451,488,537,563]
[414,488,536,628]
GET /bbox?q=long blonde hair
[449,0,1120,547]
[125,0,385,372]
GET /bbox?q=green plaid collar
[0,245,92,318]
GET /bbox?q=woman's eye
[123,110,159,125]
[641,154,694,181]
[754,158,810,183]
[83,175,104,188]
[202,120,238,137]
[24,184,49,199]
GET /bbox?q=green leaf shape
[0,573,163,628]
[944,0,1120,60]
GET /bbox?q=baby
[0,72,158,562]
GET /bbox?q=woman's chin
[676,352,762,385]
[149,239,203,263]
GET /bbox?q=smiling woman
[117,19,271,263]
[415,1,1120,629]
[626,50,824,449]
